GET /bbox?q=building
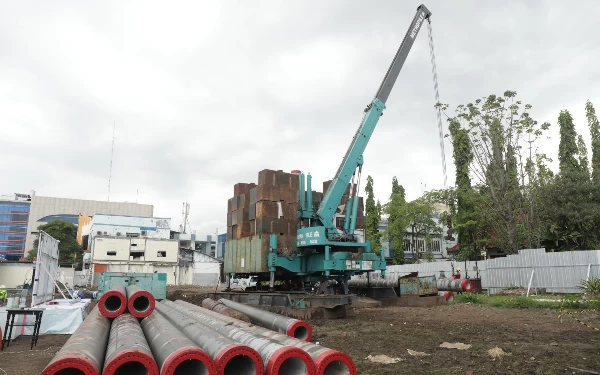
[79,214,171,250]
[79,214,177,285]
[378,203,457,263]
[0,193,33,261]
[25,195,154,253]
[78,214,221,287]
[216,233,226,259]
[172,232,217,257]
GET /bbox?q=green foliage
[27,220,83,263]
[558,110,582,178]
[539,175,600,251]
[397,197,441,262]
[365,175,382,252]
[586,100,600,184]
[435,95,600,256]
[577,135,590,179]
[439,91,550,255]
[385,176,407,264]
[451,293,600,310]
[579,278,600,296]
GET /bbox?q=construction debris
[439,342,472,350]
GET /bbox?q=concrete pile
[42,292,356,375]
[97,283,156,319]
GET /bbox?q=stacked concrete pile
[41,293,357,374]
[97,283,155,319]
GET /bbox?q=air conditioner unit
[141,230,147,236]
[116,232,122,236]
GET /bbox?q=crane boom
[315,4,432,231]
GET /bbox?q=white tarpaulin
[32,231,60,306]
[0,299,91,339]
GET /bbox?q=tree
[577,135,590,179]
[395,197,442,263]
[538,107,600,251]
[384,176,408,264]
[558,110,581,178]
[439,91,550,254]
[447,117,479,258]
[365,175,382,252]
[27,220,83,262]
[585,100,600,184]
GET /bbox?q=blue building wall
[217,233,227,259]
[0,201,31,261]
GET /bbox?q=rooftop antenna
[181,202,190,233]
[108,121,116,202]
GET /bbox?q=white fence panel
[356,248,600,294]
[32,231,60,306]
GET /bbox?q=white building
[25,195,153,251]
[80,214,171,250]
[78,214,221,287]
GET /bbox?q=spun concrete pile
[437,278,473,292]
[103,313,160,375]
[41,305,110,375]
[215,298,313,341]
[96,283,156,319]
[98,283,127,318]
[155,302,262,375]
[163,300,316,375]
[41,285,356,375]
[127,284,156,318]
[141,312,216,375]
[196,299,356,375]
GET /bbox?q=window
[130,251,144,260]
[107,251,117,256]
[157,251,166,257]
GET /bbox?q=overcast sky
[2,1,600,237]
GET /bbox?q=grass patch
[450,293,600,310]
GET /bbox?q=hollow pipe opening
[287,321,312,341]
[223,355,257,375]
[54,370,86,375]
[113,361,149,375]
[292,326,310,341]
[172,359,210,375]
[104,295,123,312]
[133,295,151,312]
[323,360,351,375]
[278,357,308,375]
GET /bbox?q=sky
[1,0,600,237]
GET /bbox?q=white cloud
[2,0,600,235]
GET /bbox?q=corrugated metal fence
[363,248,600,294]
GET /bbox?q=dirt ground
[2,286,599,375]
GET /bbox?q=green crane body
[264,5,433,293]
